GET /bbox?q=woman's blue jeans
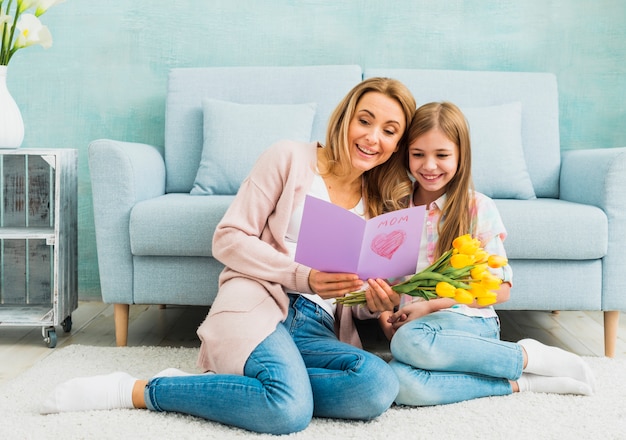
[389,310,523,406]
[144,294,398,434]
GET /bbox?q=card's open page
[295,195,425,279]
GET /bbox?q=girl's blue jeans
[144,294,398,434]
[389,310,523,406]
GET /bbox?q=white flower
[0,13,12,25]
[0,0,65,65]
[14,13,52,49]
[35,0,66,17]
[18,0,40,13]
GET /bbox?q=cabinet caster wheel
[43,327,57,348]
[62,316,72,333]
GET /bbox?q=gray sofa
[89,65,626,356]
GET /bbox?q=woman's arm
[212,142,315,293]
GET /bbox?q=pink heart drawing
[370,230,406,260]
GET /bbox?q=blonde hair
[320,77,416,218]
[407,101,476,258]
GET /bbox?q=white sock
[152,368,195,378]
[40,372,137,414]
[517,373,593,395]
[152,367,215,378]
[518,338,596,391]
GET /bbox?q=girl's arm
[388,297,456,330]
[369,277,511,335]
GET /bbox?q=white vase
[0,65,25,149]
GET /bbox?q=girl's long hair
[407,101,476,258]
[320,77,416,218]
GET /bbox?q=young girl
[40,78,415,434]
[368,101,596,406]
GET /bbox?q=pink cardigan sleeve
[212,140,317,295]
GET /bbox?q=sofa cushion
[190,99,317,195]
[495,199,608,260]
[130,193,235,257]
[463,102,536,200]
[165,65,362,193]
[496,259,602,310]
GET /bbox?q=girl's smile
[409,128,459,205]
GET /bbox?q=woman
[42,77,416,434]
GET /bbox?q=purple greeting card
[294,195,425,279]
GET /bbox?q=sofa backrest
[164,65,363,193]
[365,68,561,198]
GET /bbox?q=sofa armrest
[88,139,166,304]
[560,147,626,208]
[560,147,626,310]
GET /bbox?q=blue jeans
[389,311,523,406]
[144,294,398,434]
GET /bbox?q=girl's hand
[378,311,396,340]
[308,269,364,300]
[388,297,455,329]
[364,278,400,313]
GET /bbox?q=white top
[285,173,364,318]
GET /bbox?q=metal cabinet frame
[0,149,77,347]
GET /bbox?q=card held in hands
[294,195,425,280]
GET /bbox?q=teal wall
[5,0,625,299]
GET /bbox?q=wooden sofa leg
[114,303,130,347]
[604,310,620,358]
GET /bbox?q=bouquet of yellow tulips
[336,234,508,307]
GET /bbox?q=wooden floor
[1,301,625,386]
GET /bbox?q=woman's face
[347,91,406,173]
[408,128,459,206]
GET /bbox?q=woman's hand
[364,278,400,313]
[308,269,364,300]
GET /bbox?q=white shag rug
[1,345,625,440]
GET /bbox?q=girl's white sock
[40,372,137,414]
[518,338,596,391]
[517,373,593,395]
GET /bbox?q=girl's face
[347,91,405,173]
[408,128,459,206]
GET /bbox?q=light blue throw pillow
[463,102,536,200]
[191,99,317,195]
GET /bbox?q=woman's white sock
[152,368,195,378]
[518,338,595,391]
[152,368,215,378]
[40,372,137,414]
[517,373,593,395]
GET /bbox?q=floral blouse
[401,190,513,318]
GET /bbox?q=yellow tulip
[459,239,481,255]
[436,281,457,298]
[452,234,473,250]
[452,235,479,254]
[454,289,475,304]
[468,283,489,298]
[474,249,488,263]
[470,264,488,280]
[488,254,508,268]
[450,253,475,269]
[476,295,498,306]
[481,272,503,290]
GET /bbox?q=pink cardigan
[196,141,377,375]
